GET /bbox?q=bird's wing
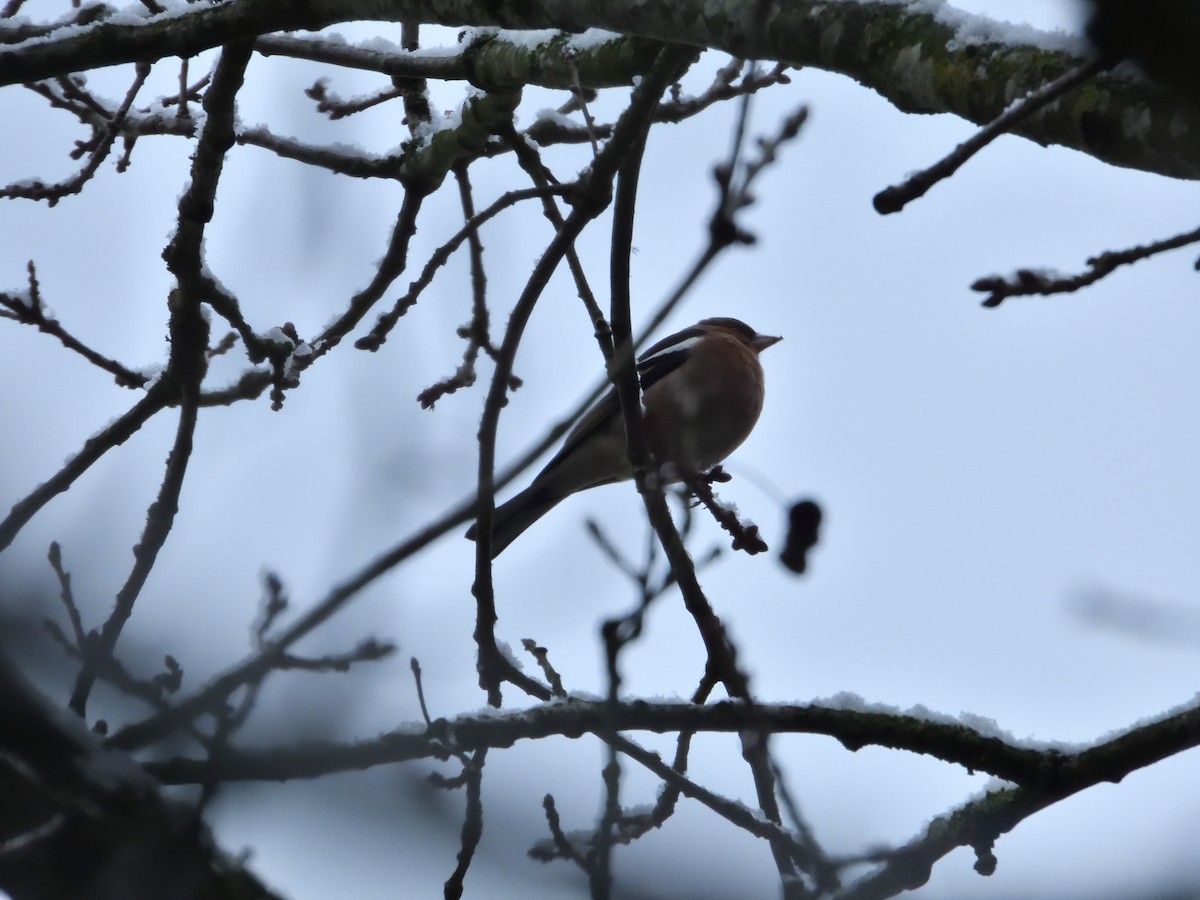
[538,329,702,475]
[635,326,704,393]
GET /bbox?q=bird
[467,317,781,558]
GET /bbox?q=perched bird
[468,317,781,558]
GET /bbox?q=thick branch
[2,1,1197,179]
[256,30,662,92]
[145,696,1200,788]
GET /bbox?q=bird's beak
[753,333,783,352]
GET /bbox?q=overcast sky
[3,1,1199,898]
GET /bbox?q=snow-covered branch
[2,0,1198,179]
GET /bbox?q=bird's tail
[465,485,563,558]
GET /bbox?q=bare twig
[411,164,492,408]
[361,184,570,356]
[442,749,487,900]
[308,192,425,361]
[0,261,148,387]
[973,222,1200,307]
[0,382,174,553]
[566,54,601,157]
[501,118,611,354]
[613,733,818,871]
[46,542,87,651]
[253,573,290,643]
[874,58,1107,215]
[275,639,395,673]
[521,640,567,699]
[410,658,433,726]
[537,794,591,869]
[1,63,151,205]
[683,467,769,555]
[67,395,202,715]
[237,125,401,178]
[305,78,407,119]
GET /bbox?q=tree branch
[3,1,1197,179]
[144,696,1200,789]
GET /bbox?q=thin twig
[500,120,611,357]
[521,640,567,699]
[307,192,425,362]
[0,63,151,204]
[973,222,1200,307]
[874,58,1107,214]
[411,658,433,727]
[359,184,570,354]
[566,55,601,157]
[539,794,591,869]
[305,79,407,119]
[683,468,769,555]
[0,382,174,553]
[275,639,394,672]
[68,397,201,715]
[46,542,87,651]
[443,749,487,900]
[410,163,494,408]
[0,261,148,387]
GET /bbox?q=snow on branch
[1,1,1198,179]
